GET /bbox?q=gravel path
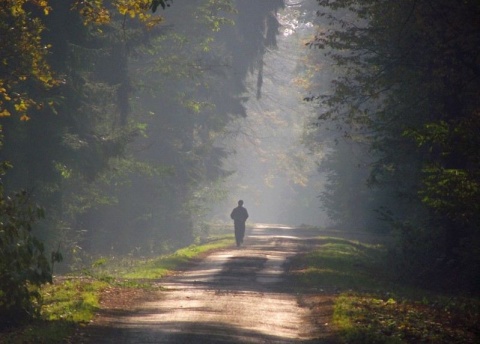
[77,225,337,343]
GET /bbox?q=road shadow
[77,226,339,343]
[164,233,320,294]
[79,321,338,343]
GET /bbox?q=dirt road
[77,225,337,343]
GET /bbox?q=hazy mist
[210,1,327,226]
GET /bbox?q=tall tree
[0,0,288,260]
[309,0,480,290]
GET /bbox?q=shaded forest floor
[285,231,480,343]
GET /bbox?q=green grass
[121,236,233,279]
[0,235,234,343]
[41,279,109,322]
[0,278,108,344]
[288,235,480,343]
[288,237,387,291]
[0,320,74,344]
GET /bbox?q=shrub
[0,189,55,328]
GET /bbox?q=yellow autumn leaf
[39,75,52,83]
[118,5,128,15]
[0,109,11,117]
[11,5,25,16]
[15,101,28,112]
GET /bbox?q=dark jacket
[230,206,249,223]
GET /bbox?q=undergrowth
[287,235,480,343]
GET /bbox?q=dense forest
[0,0,285,323]
[305,0,480,292]
[1,0,479,326]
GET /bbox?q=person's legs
[234,224,241,247]
[239,223,246,244]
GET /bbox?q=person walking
[230,200,249,247]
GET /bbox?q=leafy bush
[0,188,57,328]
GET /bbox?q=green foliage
[0,123,62,327]
[309,0,480,291]
[0,186,54,327]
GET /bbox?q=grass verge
[0,235,233,343]
[120,236,233,279]
[287,235,480,343]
